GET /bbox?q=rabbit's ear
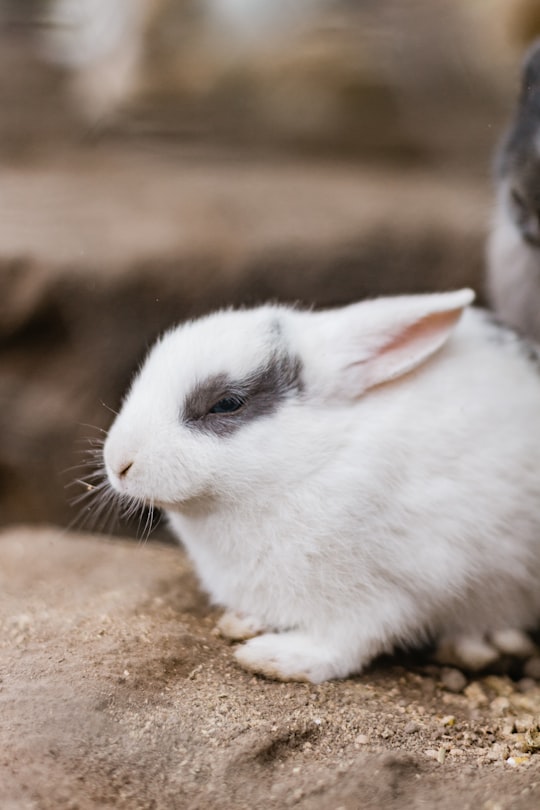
[313,289,474,397]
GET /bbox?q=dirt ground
[2,526,540,810]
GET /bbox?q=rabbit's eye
[208,395,245,415]
[511,187,526,210]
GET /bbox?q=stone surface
[1,525,540,810]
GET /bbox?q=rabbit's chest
[167,510,320,626]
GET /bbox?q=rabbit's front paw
[234,632,351,684]
[217,610,266,641]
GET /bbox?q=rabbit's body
[104,292,540,682]
[487,40,540,340]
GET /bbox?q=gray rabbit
[487,39,540,340]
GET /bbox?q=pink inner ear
[380,309,460,358]
[365,308,463,389]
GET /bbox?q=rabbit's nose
[118,460,133,478]
[103,436,136,483]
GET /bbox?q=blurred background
[0,0,538,534]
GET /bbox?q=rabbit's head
[103,290,474,513]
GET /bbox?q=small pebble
[517,678,536,693]
[464,682,489,706]
[514,715,535,734]
[484,743,508,762]
[404,721,420,734]
[490,697,510,715]
[483,676,513,697]
[506,755,530,767]
[440,668,467,693]
[521,730,540,753]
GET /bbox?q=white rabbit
[104,289,540,683]
[487,39,540,341]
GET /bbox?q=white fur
[104,291,540,682]
[487,181,540,341]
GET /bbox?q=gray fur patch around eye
[183,352,304,437]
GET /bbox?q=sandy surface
[2,526,540,809]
